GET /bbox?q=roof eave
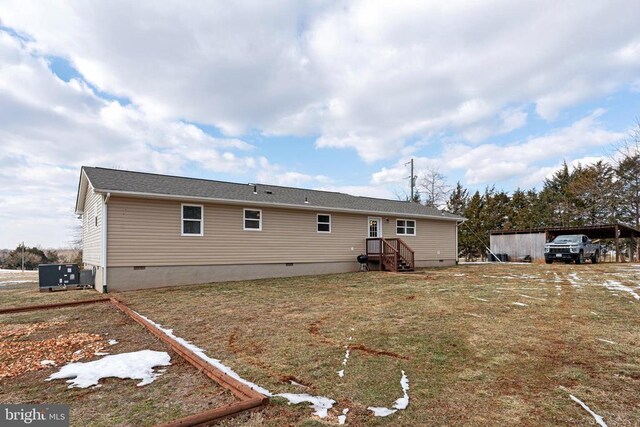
[91,187,464,221]
[74,168,91,215]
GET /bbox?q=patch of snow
[568,273,581,286]
[338,348,350,377]
[464,312,482,318]
[136,312,335,418]
[512,302,528,307]
[290,380,307,388]
[338,408,349,424]
[597,338,617,345]
[520,294,546,301]
[94,351,110,356]
[569,394,608,427]
[367,371,410,417]
[108,339,118,345]
[46,350,171,388]
[470,296,489,302]
[453,273,466,277]
[276,393,335,418]
[368,407,397,417]
[460,261,532,265]
[394,371,410,409]
[603,280,639,300]
[0,269,37,274]
[0,279,34,285]
[40,360,56,366]
[590,311,599,316]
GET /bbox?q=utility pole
[21,241,24,272]
[405,158,416,202]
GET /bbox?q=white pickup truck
[544,234,601,264]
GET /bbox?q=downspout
[101,192,111,293]
[456,219,466,264]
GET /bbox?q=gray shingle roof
[82,166,464,220]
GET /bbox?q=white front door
[368,217,382,238]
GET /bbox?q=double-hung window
[244,209,262,231]
[396,219,416,236]
[182,204,203,236]
[317,214,331,233]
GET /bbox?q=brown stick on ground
[109,297,268,403]
[153,398,265,427]
[0,298,110,314]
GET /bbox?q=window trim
[317,213,331,233]
[396,218,417,236]
[181,203,204,236]
[243,208,262,231]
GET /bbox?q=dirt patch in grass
[0,302,239,426]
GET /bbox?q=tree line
[411,125,640,260]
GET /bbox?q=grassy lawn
[2,263,640,426]
[0,270,100,310]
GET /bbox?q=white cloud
[0,0,638,160]
[256,163,332,188]
[370,111,625,189]
[0,29,304,248]
[444,110,624,184]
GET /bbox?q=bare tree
[419,169,450,208]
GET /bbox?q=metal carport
[490,223,640,262]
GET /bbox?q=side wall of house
[379,216,457,265]
[81,185,104,291]
[105,195,457,290]
[82,185,102,266]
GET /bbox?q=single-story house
[75,167,465,292]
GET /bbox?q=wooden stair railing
[365,237,415,272]
[380,238,399,272]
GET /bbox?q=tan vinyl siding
[382,218,456,261]
[82,185,103,266]
[106,196,457,267]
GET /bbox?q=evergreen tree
[616,150,640,228]
[461,191,485,260]
[540,161,576,226]
[569,161,617,225]
[447,182,468,215]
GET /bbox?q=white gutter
[456,219,467,264]
[101,192,111,293]
[90,187,465,222]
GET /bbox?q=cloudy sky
[1,1,639,248]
